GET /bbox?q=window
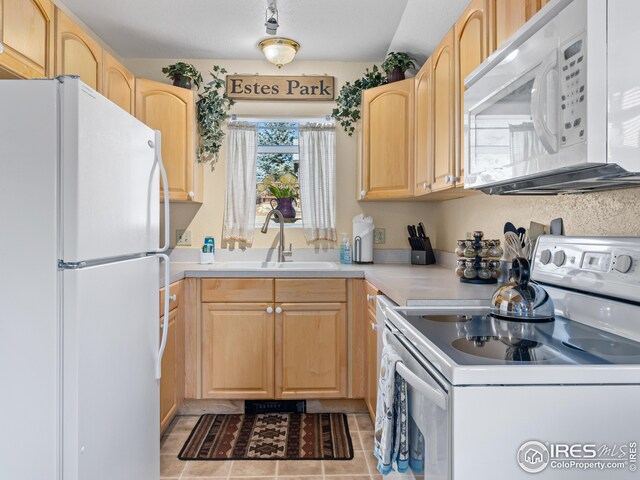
[255,121,302,226]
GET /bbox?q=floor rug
[178,413,354,461]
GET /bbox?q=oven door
[382,313,451,479]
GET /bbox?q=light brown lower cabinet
[159,308,178,432]
[201,303,275,399]
[275,302,348,399]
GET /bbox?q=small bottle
[340,233,352,264]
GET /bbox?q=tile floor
[160,414,399,479]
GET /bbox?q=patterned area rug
[178,413,353,461]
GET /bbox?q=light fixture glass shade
[259,38,300,68]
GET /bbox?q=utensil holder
[199,252,214,264]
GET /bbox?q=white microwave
[464,0,640,194]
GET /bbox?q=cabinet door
[365,312,378,422]
[103,51,134,114]
[55,8,102,91]
[414,58,434,196]
[159,308,178,433]
[135,78,195,202]
[455,0,490,186]
[275,303,347,399]
[201,303,274,399]
[491,0,540,51]
[0,0,53,79]
[431,29,456,193]
[361,78,414,200]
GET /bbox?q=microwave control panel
[559,34,587,148]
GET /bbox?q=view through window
[255,121,302,226]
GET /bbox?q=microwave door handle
[382,329,448,411]
[531,54,560,154]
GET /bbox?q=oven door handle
[383,330,448,411]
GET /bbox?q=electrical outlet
[176,229,191,246]
[373,228,386,244]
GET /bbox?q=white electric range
[378,236,640,479]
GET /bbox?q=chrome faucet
[260,209,292,262]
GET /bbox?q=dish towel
[373,343,409,475]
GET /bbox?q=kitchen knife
[417,222,427,239]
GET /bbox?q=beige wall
[432,188,640,252]
[126,58,435,250]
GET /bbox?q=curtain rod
[230,114,333,123]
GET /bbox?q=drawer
[366,281,380,314]
[275,279,347,303]
[160,281,181,313]
[201,278,274,303]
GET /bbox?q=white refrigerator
[0,77,171,480]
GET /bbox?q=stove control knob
[613,255,633,273]
[540,249,552,265]
[553,250,567,267]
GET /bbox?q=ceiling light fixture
[259,38,300,68]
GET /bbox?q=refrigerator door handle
[154,130,170,253]
[156,253,170,379]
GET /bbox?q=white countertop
[163,262,496,306]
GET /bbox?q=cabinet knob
[275,306,283,314]
[147,140,154,148]
[188,191,195,199]
[0,42,4,54]
[266,306,273,314]
[360,190,366,199]
[422,182,429,190]
[169,294,177,302]
[371,322,378,331]
[367,294,375,302]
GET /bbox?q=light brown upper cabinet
[360,78,415,200]
[455,0,490,186]
[135,78,198,202]
[55,8,102,91]
[414,57,434,197]
[432,29,457,193]
[0,0,54,79]
[491,0,542,51]
[102,51,134,114]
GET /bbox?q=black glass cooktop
[396,309,640,366]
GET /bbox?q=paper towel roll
[353,214,374,263]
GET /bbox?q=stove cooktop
[395,309,640,367]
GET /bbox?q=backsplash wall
[433,187,640,252]
[127,58,436,251]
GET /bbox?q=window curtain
[222,121,258,244]
[298,123,337,242]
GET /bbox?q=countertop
[162,262,496,306]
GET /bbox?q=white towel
[373,343,409,474]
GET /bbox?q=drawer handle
[169,294,177,302]
[367,294,375,302]
[275,307,283,314]
[266,306,274,314]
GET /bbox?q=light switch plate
[373,228,386,244]
[176,229,191,246]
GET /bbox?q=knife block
[411,237,436,265]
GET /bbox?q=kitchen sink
[209,261,339,270]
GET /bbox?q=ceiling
[60,0,470,62]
